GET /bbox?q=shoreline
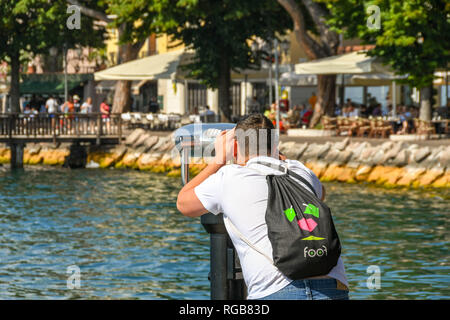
[1,128,449,189]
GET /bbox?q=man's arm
[176,162,223,217]
[176,128,235,218]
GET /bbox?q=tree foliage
[323,0,450,89]
[0,0,106,112]
[156,0,291,88]
[149,0,291,119]
[0,0,106,65]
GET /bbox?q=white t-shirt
[46,98,57,113]
[194,155,348,299]
[81,102,92,113]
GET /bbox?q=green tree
[0,0,106,112]
[157,0,291,121]
[72,0,290,117]
[324,0,450,120]
[71,0,161,113]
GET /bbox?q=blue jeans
[257,278,349,300]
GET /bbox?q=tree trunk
[111,24,145,114]
[218,56,232,122]
[309,74,336,128]
[112,80,133,113]
[419,85,433,121]
[9,53,21,113]
[278,0,339,128]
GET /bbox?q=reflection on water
[0,167,209,299]
[0,166,448,299]
[325,183,449,300]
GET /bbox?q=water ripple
[0,167,448,299]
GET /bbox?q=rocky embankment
[0,128,449,189]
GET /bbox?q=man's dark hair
[235,113,275,157]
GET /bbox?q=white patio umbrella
[294,51,401,115]
[294,51,392,75]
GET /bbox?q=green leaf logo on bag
[284,206,296,222]
[283,203,324,238]
[304,203,319,218]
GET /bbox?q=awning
[95,49,269,82]
[279,71,404,87]
[279,72,317,86]
[94,49,193,81]
[294,51,393,75]
[20,73,92,94]
[348,73,407,86]
[95,79,152,94]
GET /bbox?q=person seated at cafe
[334,104,342,117]
[149,97,160,113]
[201,105,215,116]
[348,105,360,118]
[287,105,302,128]
[344,98,353,109]
[397,106,413,134]
[385,104,393,117]
[359,104,369,117]
[301,105,313,126]
[372,103,382,117]
[367,93,378,115]
[264,103,277,122]
[410,106,419,119]
[341,105,350,117]
[200,105,216,122]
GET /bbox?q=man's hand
[214,128,235,165]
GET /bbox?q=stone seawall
[0,128,449,189]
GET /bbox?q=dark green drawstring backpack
[225,161,341,280]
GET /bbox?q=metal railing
[0,113,122,143]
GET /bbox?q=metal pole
[392,80,396,117]
[274,39,280,132]
[63,43,68,103]
[244,74,248,115]
[446,69,448,107]
[268,62,273,105]
[184,80,189,115]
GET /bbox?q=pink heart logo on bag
[297,218,318,232]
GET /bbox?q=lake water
[0,166,448,299]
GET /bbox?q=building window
[231,82,241,117]
[252,82,269,111]
[187,82,207,114]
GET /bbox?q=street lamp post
[268,63,273,106]
[274,39,280,133]
[63,43,68,103]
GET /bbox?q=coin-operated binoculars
[174,123,246,300]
